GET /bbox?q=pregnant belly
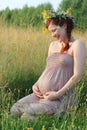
[38,68,62,94]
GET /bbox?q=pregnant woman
[11,9,86,120]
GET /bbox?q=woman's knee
[21,113,36,121]
[10,102,22,117]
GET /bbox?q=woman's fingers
[33,85,39,94]
[34,92,44,98]
[44,92,50,96]
[32,85,44,98]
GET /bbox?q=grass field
[0,24,87,130]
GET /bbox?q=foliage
[1,7,12,24]
[0,1,87,31]
[0,3,52,28]
[0,82,87,130]
[59,0,87,30]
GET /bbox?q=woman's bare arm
[56,40,86,98]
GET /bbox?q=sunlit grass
[0,24,87,130]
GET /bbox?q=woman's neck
[60,36,69,47]
[60,35,75,47]
[59,35,74,53]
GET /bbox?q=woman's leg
[21,99,61,120]
[10,93,40,117]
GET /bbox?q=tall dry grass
[0,24,53,94]
[74,29,87,47]
[0,25,50,71]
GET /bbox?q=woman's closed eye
[51,28,57,32]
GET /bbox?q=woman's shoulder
[49,41,59,46]
[73,39,85,46]
[72,39,86,49]
[49,41,61,49]
[72,39,86,56]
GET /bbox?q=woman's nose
[52,33,56,37]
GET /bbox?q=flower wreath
[42,8,75,25]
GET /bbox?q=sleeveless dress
[11,52,77,118]
[37,52,73,94]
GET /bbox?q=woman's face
[48,22,67,42]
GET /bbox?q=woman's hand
[43,91,58,101]
[32,85,43,98]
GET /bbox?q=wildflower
[66,8,72,15]
[42,27,49,34]
[27,128,33,130]
[42,10,47,16]
[42,125,46,130]
[42,10,52,24]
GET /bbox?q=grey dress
[11,53,77,119]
